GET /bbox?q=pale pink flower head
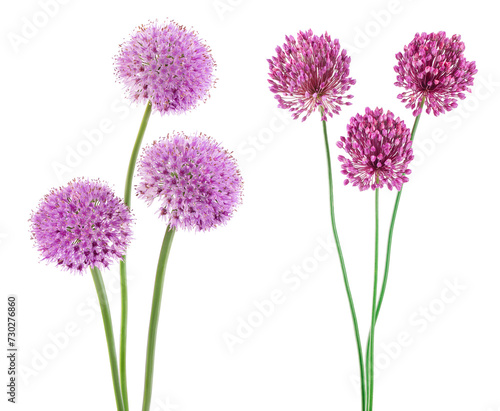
[114,20,216,115]
[268,29,355,122]
[337,108,414,191]
[394,31,477,116]
[30,178,133,274]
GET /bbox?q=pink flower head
[114,20,216,115]
[267,29,355,122]
[136,133,243,231]
[30,179,133,274]
[394,31,477,116]
[337,108,414,191]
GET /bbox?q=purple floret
[30,178,133,274]
[337,108,414,191]
[136,133,243,231]
[114,20,216,115]
[268,29,355,122]
[394,31,477,116]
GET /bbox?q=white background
[1,0,499,410]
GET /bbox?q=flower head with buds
[30,179,133,273]
[394,31,477,116]
[136,133,243,231]
[268,29,355,122]
[337,108,414,191]
[114,20,216,115]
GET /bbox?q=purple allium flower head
[267,29,356,122]
[30,179,133,274]
[114,20,216,115]
[337,108,414,191]
[394,31,477,116]
[136,133,243,231]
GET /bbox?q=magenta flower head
[30,179,133,274]
[267,29,355,122]
[114,20,216,115]
[337,108,414,191]
[394,31,477,116]
[136,133,243,231]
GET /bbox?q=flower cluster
[337,108,414,191]
[114,20,216,115]
[268,29,355,122]
[30,179,133,273]
[394,31,477,116]
[136,133,243,231]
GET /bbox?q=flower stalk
[119,99,152,411]
[367,187,379,411]
[91,267,125,411]
[321,108,366,411]
[142,226,176,411]
[372,97,424,326]
[365,98,423,410]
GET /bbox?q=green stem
[124,101,152,206]
[118,261,129,411]
[142,226,176,411]
[364,99,425,411]
[365,333,370,411]
[367,188,380,411]
[374,97,425,323]
[321,110,366,411]
[90,267,125,411]
[120,100,152,411]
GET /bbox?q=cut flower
[337,108,414,191]
[136,133,243,231]
[30,178,133,273]
[268,29,355,122]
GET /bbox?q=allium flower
[136,133,243,231]
[337,108,414,191]
[267,29,355,122]
[394,31,477,116]
[30,179,133,273]
[114,20,216,115]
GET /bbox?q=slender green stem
[364,99,426,411]
[118,260,129,411]
[374,97,425,323]
[373,190,402,322]
[365,332,370,411]
[367,188,380,411]
[90,267,125,411]
[120,100,152,411]
[142,226,176,411]
[124,101,152,206]
[321,110,366,411]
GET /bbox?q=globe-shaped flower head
[136,133,243,231]
[114,20,216,115]
[337,108,414,191]
[394,31,477,116]
[30,179,133,273]
[267,29,355,122]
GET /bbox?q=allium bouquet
[30,19,242,411]
[268,29,476,411]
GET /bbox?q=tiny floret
[394,31,477,116]
[268,29,355,122]
[30,179,133,273]
[136,133,243,231]
[114,20,216,115]
[337,108,414,191]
